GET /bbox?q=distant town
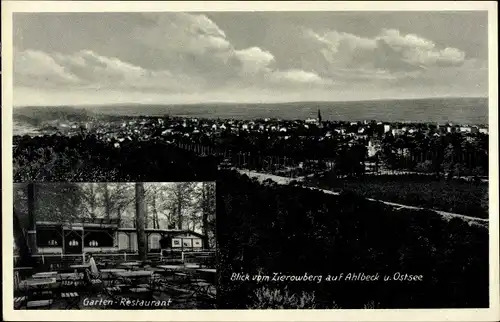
[13,110,488,178]
[15,109,488,152]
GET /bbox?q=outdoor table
[114,270,153,289]
[119,262,141,269]
[20,277,57,296]
[23,277,57,289]
[22,278,58,304]
[70,264,91,271]
[114,270,153,278]
[157,265,184,277]
[58,272,85,288]
[184,263,201,270]
[100,268,126,273]
[58,272,84,280]
[196,269,216,284]
[32,272,58,279]
[157,265,184,271]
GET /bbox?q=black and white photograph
[2,1,498,322]
[12,182,217,310]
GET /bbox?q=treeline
[379,132,488,177]
[216,170,489,309]
[13,134,217,182]
[172,130,488,178]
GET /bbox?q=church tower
[317,108,323,125]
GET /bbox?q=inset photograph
[13,182,216,310]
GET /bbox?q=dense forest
[305,174,488,218]
[172,128,488,178]
[13,134,217,182]
[216,170,489,309]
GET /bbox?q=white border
[2,1,499,321]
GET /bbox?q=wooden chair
[84,269,104,295]
[60,291,81,309]
[13,296,27,309]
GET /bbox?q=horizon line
[12,95,489,109]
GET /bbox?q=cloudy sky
[13,11,488,106]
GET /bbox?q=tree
[169,182,196,230]
[13,183,35,267]
[135,183,147,261]
[34,183,83,222]
[102,183,111,220]
[196,182,216,249]
[80,183,98,219]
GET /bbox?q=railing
[14,252,140,268]
[13,249,216,267]
[181,250,216,263]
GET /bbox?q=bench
[27,299,53,309]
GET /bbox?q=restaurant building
[33,218,206,255]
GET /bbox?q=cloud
[267,69,333,87]
[234,47,275,74]
[14,48,204,93]
[14,13,328,96]
[305,28,468,78]
[133,13,320,87]
[13,13,486,105]
[14,49,80,86]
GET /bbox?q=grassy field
[306,174,489,219]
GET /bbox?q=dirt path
[237,169,488,226]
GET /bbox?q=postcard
[2,1,498,321]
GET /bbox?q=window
[172,238,181,248]
[84,231,113,247]
[36,229,62,247]
[182,239,192,248]
[69,240,79,246]
[48,239,58,246]
[193,239,202,248]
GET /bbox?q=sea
[13,97,489,137]
[92,97,489,125]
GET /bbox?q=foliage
[13,134,217,182]
[306,174,488,218]
[248,287,317,309]
[217,170,488,309]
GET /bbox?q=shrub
[248,287,317,309]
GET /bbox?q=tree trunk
[89,183,96,219]
[177,187,183,230]
[27,183,37,254]
[116,205,123,228]
[135,183,147,261]
[152,192,158,229]
[201,184,210,249]
[14,209,34,267]
[103,183,111,220]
